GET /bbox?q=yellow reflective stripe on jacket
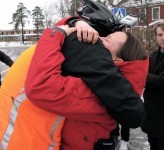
[1,92,26,150]
[48,116,63,150]
[1,91,64,150]
[0,45,64,150]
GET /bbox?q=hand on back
[75,20,99,44]
[58,20,99,44]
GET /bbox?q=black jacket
[0,50,13,86]
[142,47,164,139]
[61,32,145,128]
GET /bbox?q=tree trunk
[21,25,24,44]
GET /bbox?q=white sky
[0,0,57,30]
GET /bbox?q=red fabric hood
[115,58,149,96]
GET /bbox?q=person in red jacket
[25,1,147,150]
[25,22,148,150]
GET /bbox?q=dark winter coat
[61,32,145,128]
[142,47,164,139]
[0,50,13,86]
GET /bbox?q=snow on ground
[0,41,36,47]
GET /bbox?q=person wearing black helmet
[64,0,146,128]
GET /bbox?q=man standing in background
[142,22,164,150]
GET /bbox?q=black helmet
[76,0,124,36]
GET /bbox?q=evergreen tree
[32,6,45,41]
[10,2,30,44]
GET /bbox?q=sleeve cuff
[51,26,67,37]
[67,17,81,27]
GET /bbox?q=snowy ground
[0,44,150,150]
[128,128,150,150]
[0,41,35,47]
[0,42,32,80]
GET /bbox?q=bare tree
[43,0,71,28]
[55,0,70,18]
[69,0,83,16]
[42,2,56,28]
[96,0,130,8]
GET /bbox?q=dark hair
[154,22,164,36]
[117,32,148,61]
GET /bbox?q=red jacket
[25,18,148,150]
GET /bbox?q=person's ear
[113,58,123,62]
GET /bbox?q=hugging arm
[61,32,145,128]
[25,18,145,128]
[25,26,114,124]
